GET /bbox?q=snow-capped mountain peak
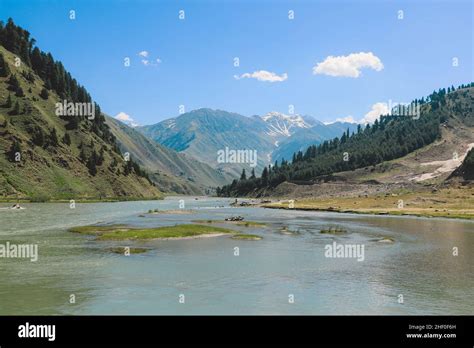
[261,111,311,137]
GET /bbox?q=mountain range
[137,109,359,177]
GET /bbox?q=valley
[0,0,473,321]
[0,18,472,218]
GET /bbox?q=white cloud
[138,50,149,58]
[313,52,384,78]
[324,115,357,125]
[234,70,288,82]
[115,112,139,127]
[335,115,357,123]
[140,57,161,66]
[325,103,389,125]
[360,102,389,124]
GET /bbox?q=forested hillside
[218,84,474,197]
[0,18,161,200]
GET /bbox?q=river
[0,197,472,315]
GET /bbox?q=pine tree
[15,86,24,97]
[261,167,269,187]
[79,147,87,163]
[4,93,12,108]
[11,100,20,115]
[110,156,118,168]
[40,88,48,100]
[7,140,21,162]
[7,74,20,92]
[0,52,11,77]
[240,168,247,180]
[124,160,133,175]
[62,132,71,145]
[26,71,34,83]
[97,147,105,165]
[49,128,59,146]
[32,126,45,146]
[87,155,97,176]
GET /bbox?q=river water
[0,197,472,315]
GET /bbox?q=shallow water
[0,197,472,315]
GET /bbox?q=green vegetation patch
[231,234,262,240]
[192,219,266,227]
[69,224,132,235]
[74,224,235,240]
[320,227,347,234]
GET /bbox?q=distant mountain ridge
[138,108,358,177]
[271,120,359,163]
[138,108,276,177]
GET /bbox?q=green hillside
[219,84,474,197]
[0,20,161,201]
[106,116,232,195]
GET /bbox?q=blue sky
[1,0,472,125]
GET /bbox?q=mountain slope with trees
[0,18,161,200]
[218,84,474,197]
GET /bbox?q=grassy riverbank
[262,187,474,220]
